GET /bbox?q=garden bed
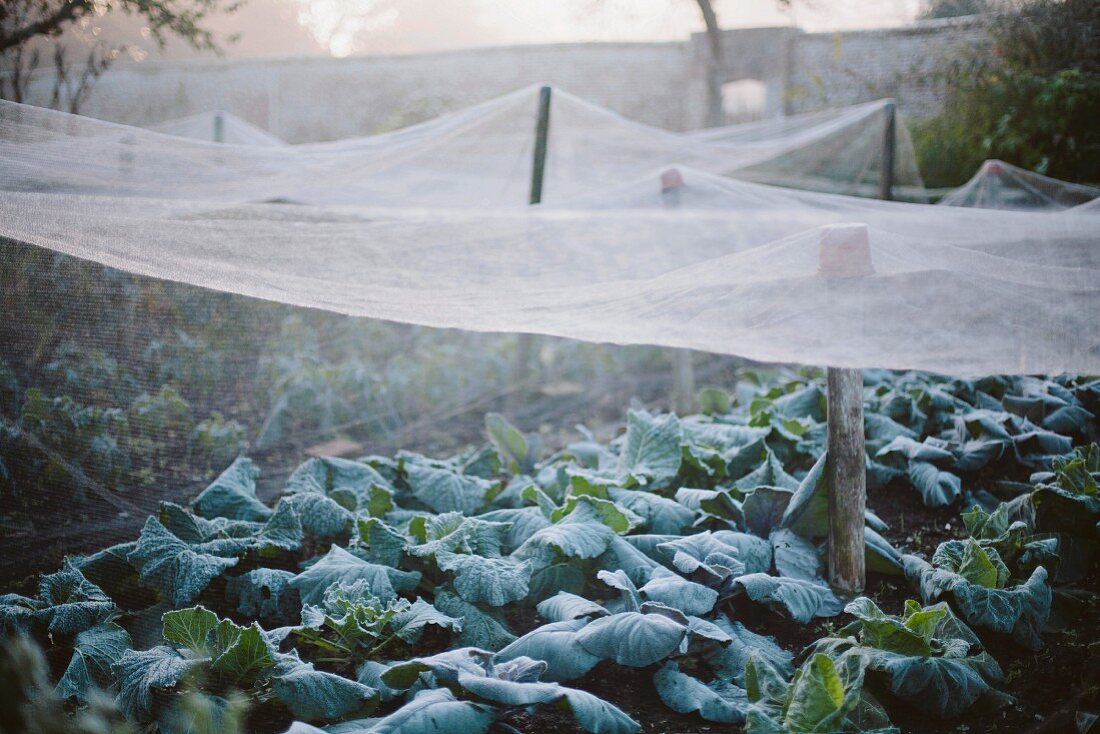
[1,370,1097,734]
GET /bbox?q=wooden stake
[827,366,866,591]
[513,87,553,391]
[878,101,896,202]
[661,168,696,414]
[819,223,872,592]
[214,111,226,144]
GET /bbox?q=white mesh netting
[148,110,287,147]
[938,159,1100,211]
[1,85,1098,377]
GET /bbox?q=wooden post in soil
[512,86,553,398]
[819,223,873,593]
[661,168,696,415]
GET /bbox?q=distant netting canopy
[148,110,287,147]
[938,159,1100,211]
[1,84,1098,376]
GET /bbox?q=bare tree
[0,0,241,111]
[695,0,726,127]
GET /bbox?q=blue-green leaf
[128,518,239,607]
[434,590,516,652]
[38,560,117,635]
[369,688,494,734]
[654,661,748,723]
[496,619,601,682]
[192,457,271,522]
[618,410,682,488]
[575,611,687,667]
[56,622,131,703]
[732,574,842,623]
[639,567,718,616]
[114,646,203,722]
[269,652,378,721]
[537,592,609,623]
[435,551,531,606]
[290,545,419,607]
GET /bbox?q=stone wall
[781,17,988,118]
[49,42,698,142]
[17,17,989,141]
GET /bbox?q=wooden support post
[819,223,873,593]
[513,86,553,392]
[661,168,696,414]
[214,111,226,144]
[878,101,896,202]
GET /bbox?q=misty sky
[303,0,922,57]
[139,0,923,60]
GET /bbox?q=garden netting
[2,81,1100,734]
[1,83,1099,560]
[1,84,1097,375]
[149,111,288,147]
[937,159,1100,211]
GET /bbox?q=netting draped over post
[938,159,1100,211]
[148,111,287,147]
[1,85,1098,377]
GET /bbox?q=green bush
[914,0,1100,187]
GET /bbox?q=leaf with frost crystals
[557,686,642,734]
[161,605,219,652]
[780,452,829,538]
[279,492,354,539]
[38,559,117,635]
[770,528,822,582]
[575,611,687,667]
[639,566,718,616]
[407,512,511,558]
[435,550,531,606]
[286,456,394,516]
[192,456,271,522]
[390,598,462,643]
[654,661,748,723]
[743,486,795,538]
[128,518,238,607]
[369,688,494,734]
[406,463,499,515]
[114,646,203,722]
[289,545,419,607]
[736,449,800,493]
[513,517,616,563]
[908,461,962,508]
[732,573,842,624]
[495,619,601,682]
[56,622,131,703]
[598,535,660,586]
[617,410,682,488]
[227,568,298,622]
[609,487,694,534]
[536,592,609,623]
[434,590,516,651]
[268,652,379,721]
[903,550,1051,650]
[703,615,792,685]
[476,507,551,552]
[381,647,496,690]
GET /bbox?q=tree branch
[0,0,90,54]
